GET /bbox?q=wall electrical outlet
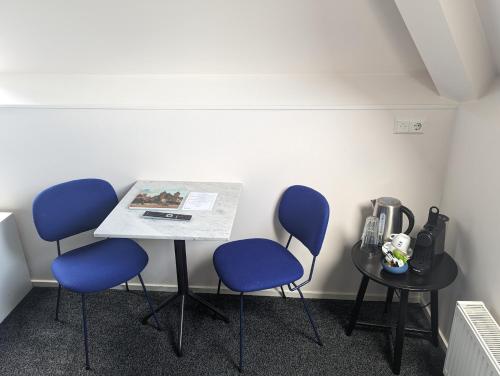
[408,120,424,133]
[394,119,424,134]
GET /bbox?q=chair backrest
[33,178,118,242]
[278,185,330,257]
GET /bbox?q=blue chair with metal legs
[32,178,161,370]
[213,185,330,372]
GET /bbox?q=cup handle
[389,234,397,240]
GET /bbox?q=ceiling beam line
[395,0,496,101]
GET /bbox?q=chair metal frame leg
[55,241,62,322]
[296,285,323,346]
[137,274,161,330]
[280,285,287,299]
[55,284,62,321]
[81,294,90,370]
[125,281,130,292]
[239,293,244,373]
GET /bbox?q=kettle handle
[401,205,415,234]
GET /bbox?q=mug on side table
[389,233,411,253]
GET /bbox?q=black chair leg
[296,287,323,346]
[137,274,161,331]
[239,293,244,373]
[81,294,90,370]
[125,281,130,292]
[280,286,287,299]
[55,284,62,321]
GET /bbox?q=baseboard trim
[31,279,418,303]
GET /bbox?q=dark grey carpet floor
[0,288,445,376]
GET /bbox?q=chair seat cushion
[52,238,148,293]
[213,238,304,293]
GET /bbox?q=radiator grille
[444,301,500,376]
[460,302,500,368]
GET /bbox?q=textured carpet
[0,288,445,376]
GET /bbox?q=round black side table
[345,241,458,375]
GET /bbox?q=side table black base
[142,240,229,356]
[345,276,439,375]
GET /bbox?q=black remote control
[143,211,192,221]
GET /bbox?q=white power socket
[394,119,424,134]
[409,120,424,133]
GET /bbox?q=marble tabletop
[94,180,242,241]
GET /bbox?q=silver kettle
[371,197,415,243]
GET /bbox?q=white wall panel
[0,107,455,298]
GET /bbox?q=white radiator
[444,301,500,376]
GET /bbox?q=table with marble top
[95,180,242,356]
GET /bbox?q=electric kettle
[371,197,415,243]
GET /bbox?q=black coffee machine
[409,206,449,275]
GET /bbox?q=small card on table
[182,192,218,211]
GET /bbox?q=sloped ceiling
[476,0,500,73]
[0,0,425,75]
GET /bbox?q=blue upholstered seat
[212,185,330,372]
[213,185,329,296]
[52,238,148,293]
[213,238,304,293]
[32,178,161,370]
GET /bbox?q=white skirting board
[0,213,32,323]
[31,279,421,303]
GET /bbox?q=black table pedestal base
[142,240,229,356]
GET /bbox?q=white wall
[0,0,424,75]
[0,107,455,298]
[476,0,500,73]
[438,79,500,339]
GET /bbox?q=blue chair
[213,185,330,372]
[32,178,161,370]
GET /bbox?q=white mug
[389,233,411,252]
